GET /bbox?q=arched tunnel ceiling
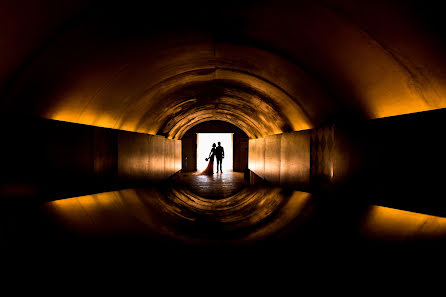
[2,0,446,139]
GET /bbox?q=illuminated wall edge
[0,117,181,201]
[249,107,446,218]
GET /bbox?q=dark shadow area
[0,116,181,203]
[332,107,446,217]
[3,181,446,276]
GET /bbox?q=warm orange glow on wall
[45,189,165,236]
[50,110,141,134]
[46,113,161,138]
[360,205,446,242]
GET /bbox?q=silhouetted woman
[201,143,216,175]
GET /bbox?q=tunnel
[3,0,446,274]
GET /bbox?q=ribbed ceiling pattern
[2,0,446,138]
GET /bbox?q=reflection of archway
[180,120,249,172]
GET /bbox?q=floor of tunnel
[4,178,446,270]
[171,170,249,199]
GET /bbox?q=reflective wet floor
[5,177,446,273]
[172,170,249,199]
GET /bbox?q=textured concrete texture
[148,135,167,181]
[250,130,310,190]
[264,134,281,185]
[250,107,446,217]
[4,1,446,140]
[174,139,182,173]
[254,138,265,179]
[118,132,150,181]
[280,131,311,189]
[248,138,256,175]
[4,0,446,272]
[118,131,179,182]
[0,117,180,201]
[164,137,175,178]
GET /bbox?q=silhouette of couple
[201,142,224,175]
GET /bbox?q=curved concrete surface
[3,0,446,270]
[3,0,446,138]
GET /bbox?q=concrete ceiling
[2,0,446,139]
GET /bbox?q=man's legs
[217,158,222,172]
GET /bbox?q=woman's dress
[201,148,215,175]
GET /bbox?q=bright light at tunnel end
[197,133,233,172]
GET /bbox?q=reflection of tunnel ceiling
[2,0,446,139]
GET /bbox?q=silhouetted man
[215,142,224,173]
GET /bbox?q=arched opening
[181,120,249,173]
[177,120,250,199]
[196,133,233,172]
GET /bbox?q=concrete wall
[310,125,336,190]
[164,137,175,178]
[255,138,265,179]
[249,130,310,190]
[0,117,181,201]
[248,138,256,175]
[353,108,446,217]
[264,134,281,185]
[148,135,166,181]
[249,123,383,193]
[118,132,178,182]
[250,107,446,217]
[174,139,182,174]
[181,136,196,172]
[280,131,311,189]
[118,132,151,181]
